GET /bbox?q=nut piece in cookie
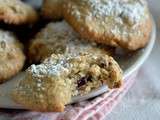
[41,0,63,20]
[0,30,25,83]
[63,0,152,50]
[0,0,38,25]
[12,51,122,112]
[29,21,114,63]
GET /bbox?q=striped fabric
[0,73,137,120]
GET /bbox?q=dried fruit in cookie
[12,52,122,112]
[0,30,25,83]
[28,21,114,63]
[0,0,38,25]
[63,0,152,50]
[41,0,64,20]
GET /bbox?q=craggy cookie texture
[63,0,152,50]
[42,0,63,20]
[0,0,38,24]
[29,21,114,63]
[12,52,122,112]
[0,30,25,83]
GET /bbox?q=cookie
[0,0,38,25]
[0,30,25,83]
[12,51,122,112]
[41,0,63,20]
[63,0,152,50]
[28,21,114,63]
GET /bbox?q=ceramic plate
[0,18,156,109]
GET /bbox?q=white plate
[0,19,156,109]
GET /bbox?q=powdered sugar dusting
[35,21,98,56]
[68,0,148,25]
[41,21,76,43]
[29,57,70,77]
[29,21,102,78]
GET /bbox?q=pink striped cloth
[0,73,137,120]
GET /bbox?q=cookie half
[0,0,38,25]
[0,30,25,83]
[63,0,152,50]
[12,51,122,112]
[41,0,63,20]
[28,21,114,63]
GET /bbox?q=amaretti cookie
[28,21,114,63]
[0,0,38,25]
[63,0,152,50]
[12,51,122,112]
[41,0,63,20]
[0,30,25,83]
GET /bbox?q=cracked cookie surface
[28,21,114,63]
[0,30,25,83]
[63,0,152,50]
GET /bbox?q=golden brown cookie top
[0,29,25,82]
[13,60,73,111]
[0,0,38,24]
[65,0,149,25]
[63,0,151,50]
[0,30,23,61]
[29,21,114,62]
[32,21,100,55]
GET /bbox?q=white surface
[106,0,160,119]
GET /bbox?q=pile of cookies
[0,0,152,112]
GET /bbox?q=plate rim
[123,18,156,78]
[71,18,156,103]
[0,18,156,108]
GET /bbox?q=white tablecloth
[106,0,160,119]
